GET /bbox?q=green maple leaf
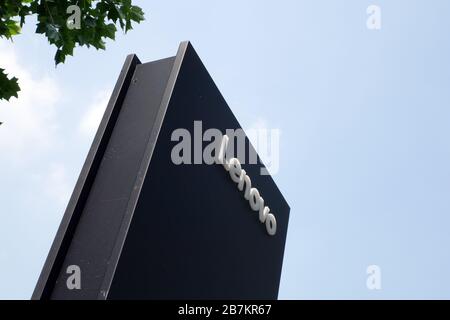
[0,0,145,101]
[0,68,20,101]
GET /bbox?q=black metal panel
[33,42,289,300]
[107,43,290,299]
[32,54,142,300]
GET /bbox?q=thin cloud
[79,89,111,137]
[0,41,61,162]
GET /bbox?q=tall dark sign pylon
[32,42,290,300]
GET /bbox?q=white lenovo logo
[217,134,277,236]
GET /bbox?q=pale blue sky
[1,0,450,299]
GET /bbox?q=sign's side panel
[32,54,141,300]
[108,43,290,299]
[48,57,176,299]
